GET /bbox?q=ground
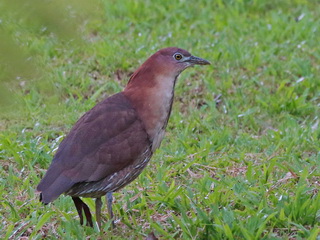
[0,0,319,239]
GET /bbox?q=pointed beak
[188,55,211,65]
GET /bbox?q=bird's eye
[174,53,183,61]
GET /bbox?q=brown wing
[37,92,151,203]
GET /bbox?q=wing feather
[37,92,151,203]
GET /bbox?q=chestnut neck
[123,64,179,145]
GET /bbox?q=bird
[36,47,210,229]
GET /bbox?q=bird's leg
[74,197,93,227]
[72,197,84,225]
[95,197,102,230]
[106,192,115,228]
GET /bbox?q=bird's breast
[152,129,165,152]
[124,74,177,152]
[148,80,175,151]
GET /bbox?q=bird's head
[147,47,210,77]
[126,47,210,88]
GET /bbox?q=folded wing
[37,92,151,203]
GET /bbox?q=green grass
[1,0,320,239]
